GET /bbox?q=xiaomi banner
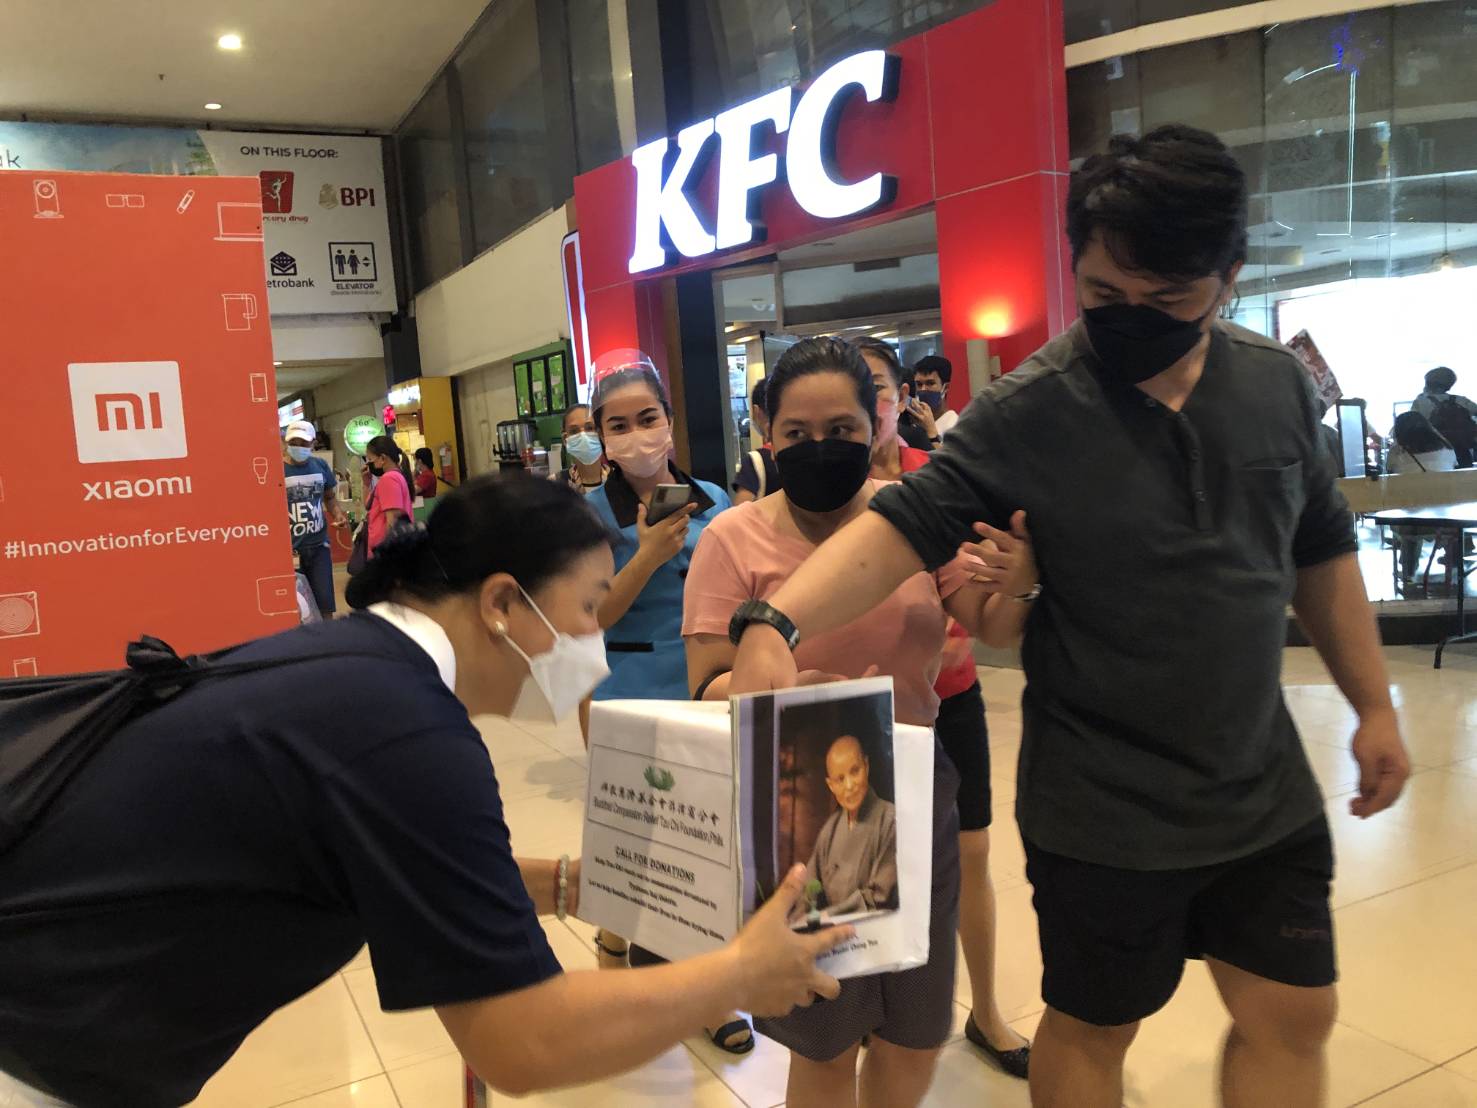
[0,171,298,676]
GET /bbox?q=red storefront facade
[564,0,1071,419]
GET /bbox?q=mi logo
[68,361,188,463]
[95,391,164,432]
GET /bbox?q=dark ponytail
[345,473,613,609]
[367,435,414,498]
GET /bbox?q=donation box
[580,677,935,979]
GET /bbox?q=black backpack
[1429,396,1477,455]
[0,636,372,853]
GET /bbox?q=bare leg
[787,1043,861,1108]
[958,828,1028,1051]
[1029,1006,1137,1108]
[859,1039,943,1108]
[594,929,628,970]
[1208,958,1336,1108]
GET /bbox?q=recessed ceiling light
[204,102,223,111]
[218,33,243,50]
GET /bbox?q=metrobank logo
[68,361,188,464]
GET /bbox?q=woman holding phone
[580,352,739,1044]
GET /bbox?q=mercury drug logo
[270,251,298,276]
[260,170,295,213]
[68,361,188,464]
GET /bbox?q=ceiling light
[218,33,243,50]
[273,361,283,366]
[204,102,223,111]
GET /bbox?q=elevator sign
[627,50,900,274]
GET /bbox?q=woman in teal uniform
[585,351,731,702]
[580,351,749,1054]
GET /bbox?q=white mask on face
[604,426,672,478]
[504,586,610,723]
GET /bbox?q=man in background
[1412,366,1477,467]
[912,355,958,440]
[284,420,345,619]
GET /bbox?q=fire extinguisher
[438,442,456,485]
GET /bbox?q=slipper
[706,1017,756,1056]
[965,1013,1030,1079]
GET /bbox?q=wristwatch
[1011,583,1044,603]
[729,599,801,649]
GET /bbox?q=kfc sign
[628,50,900,274]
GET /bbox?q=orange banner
[0,171,297,676]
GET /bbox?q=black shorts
[1025,817,1336,1027]
[935,682,992,831]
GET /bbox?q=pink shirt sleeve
[682,523,750,638]
[382,471,413,514]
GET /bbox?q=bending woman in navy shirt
[0,476,847,1107]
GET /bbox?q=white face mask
[504,586,610,723]
[604,426,672,478]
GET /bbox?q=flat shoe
[965,1013,1030,1079]
[707,1018,756,1056]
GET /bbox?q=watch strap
[729,599,800,649]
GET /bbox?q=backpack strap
[750,450,766,498]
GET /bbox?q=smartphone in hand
[646,483,691,524]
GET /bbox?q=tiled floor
[187,645,1477,1108]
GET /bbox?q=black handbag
[0,636,376,853]
[347,482,377,576]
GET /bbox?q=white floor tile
[953,880,1044,1025]
[1337,862,1477,1064]
[387,1053,464,1108]
[499,1044,746,1107]
[269,1075,401,1108]
[187,976,382,1108]
[489,752,589,803]
[342,967,457,1071]
[1360,1066,1477,1107]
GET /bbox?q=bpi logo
[67,361,188,463]
[260,171,295,213]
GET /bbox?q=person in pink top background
[364,436,415,555]
[856,336,1035,1079]
[682,337,1037,1108]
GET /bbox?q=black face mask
[775,438,872,514]
[1082,297,1219,384]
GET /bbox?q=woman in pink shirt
[682,337,1036,1108]
[364,436,415,556]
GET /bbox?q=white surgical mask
[504,586,610,723]
[604,426,672,479]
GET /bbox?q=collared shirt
[369,601,457,690]
[804,788,899,917]
[871,321,1357,870]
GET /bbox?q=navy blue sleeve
[322,725,561,1011]
[733,451,760,495]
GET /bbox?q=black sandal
[706,1017,756,1056]
[965,1013,1030,1079]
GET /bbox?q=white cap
[284,420,316,443]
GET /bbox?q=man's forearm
[767,512,924,637]
[443,951,744,1095]
[1292,554,1394,718]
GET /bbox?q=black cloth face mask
[1082,294,1221,384]
[775,438,872,514]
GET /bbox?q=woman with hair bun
[0,475,851,1106]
